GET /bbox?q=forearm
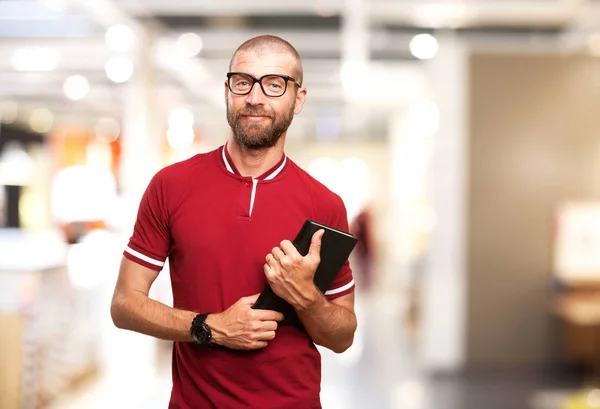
[295,288,357,353]
[111,291,196,342]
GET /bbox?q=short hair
[229,35,304,86]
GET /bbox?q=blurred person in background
[110,35,357,409]
[350,204,375,292]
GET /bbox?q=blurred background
[2,0,600,408]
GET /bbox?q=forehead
[231,50,296,77]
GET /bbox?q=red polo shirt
[123,145,355,409]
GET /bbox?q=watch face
[196,330,208,344]
[200,322,211,343]
[191,314,212,346]
[193,321,211,345]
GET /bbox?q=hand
[205,294,284,350]
[264,229,324,309]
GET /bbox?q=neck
[226,136,286,178]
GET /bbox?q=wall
[467,53,600,369]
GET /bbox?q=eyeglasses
[227,72,300,98]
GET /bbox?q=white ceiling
[0,0,599,141]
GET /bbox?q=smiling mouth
[243,115,271,122]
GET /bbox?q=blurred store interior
[3,0,600,408]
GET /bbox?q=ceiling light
[41,0,68,12]
[409,34,439,60]
[315,7,335,18]
[105,24,135,53]
[29,108,54,133]
[11,47,59,72]
[63,75,90,101]
[413,5,467,29]
[95,118,121,143]
[105,56,134,83]
[0,142,34,186]
[176,33,204,58]
[314,0,337,17]
[168,107,194,129]
[166,127,195,150]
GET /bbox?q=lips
[240,112,273,123]
[243,116,270,123]
[239,109,272,118]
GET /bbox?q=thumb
[242,293,261,304]
[308,229,324,258]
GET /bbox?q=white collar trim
[222,145,286,180]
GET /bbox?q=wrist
[294,285,323,312]
[204,313,227,345]
[190,313,222,347]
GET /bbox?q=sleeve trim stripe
[125,246,165,267]
[324,279,354,296]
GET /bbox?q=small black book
[252,219,358,327]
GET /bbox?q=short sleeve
[324,200,355,300]
[123,172,171,271]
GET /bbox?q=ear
[293,87,307,115]
[224,80,229,105]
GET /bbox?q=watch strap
[191,313,213,346]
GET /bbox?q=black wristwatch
[190,313,217,347]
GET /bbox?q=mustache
[238,107,273,118]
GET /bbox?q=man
[111,35,357,409]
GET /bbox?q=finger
[255,310,285,322]
[271,246,285,262]
[242,293,261,305]
[279,240,300,258]
[262,320,278,332]
[252,320,277,332]
[280,240,302,265]
[252,341,268,349]
[248,320,276,333]
[257,331,276,341]
[265,253,277,268]
[308,229,325,257]
[264,263,275,280]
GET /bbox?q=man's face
[225,50,306,150]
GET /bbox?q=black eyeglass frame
[226,72,301,98]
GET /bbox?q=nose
[245,82,265,105]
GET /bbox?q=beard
[227,102,295,150]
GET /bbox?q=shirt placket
[236,178,258,220]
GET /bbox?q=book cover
[252,219,358,327]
